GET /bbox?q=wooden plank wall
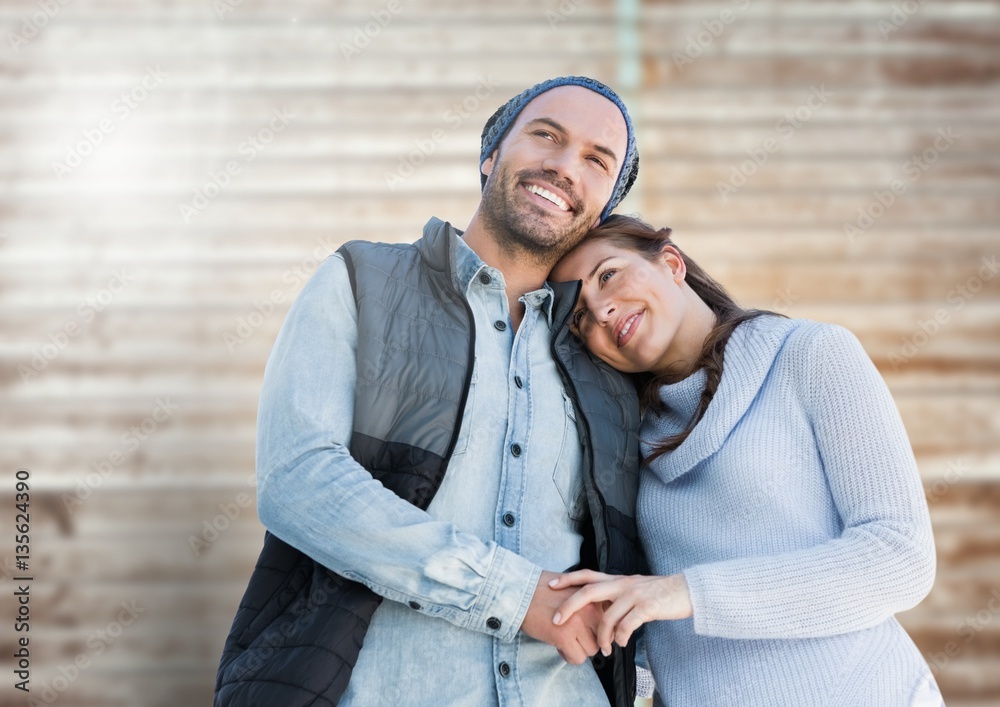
[0,0,997,704]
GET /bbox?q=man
[215,76,642,707]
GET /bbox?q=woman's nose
[596,301,617,325]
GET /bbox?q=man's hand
[520,570,604,664]
[549,570,693,656]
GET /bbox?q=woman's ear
[660,245,686,283]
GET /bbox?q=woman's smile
[614,309,643,348]
[551,237,701,376]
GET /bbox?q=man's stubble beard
[479,159,597,269]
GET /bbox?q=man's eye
[589,156,607,170]
[534,130,554,140]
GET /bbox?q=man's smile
[522,181,573,213]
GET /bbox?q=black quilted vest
[214,218,641,706]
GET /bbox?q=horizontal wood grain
[1,256,998,307]
[1,0,997,704]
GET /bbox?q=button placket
[493,305,535,703]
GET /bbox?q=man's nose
[541,148,580,185]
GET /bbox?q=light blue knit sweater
[638,315,938,706]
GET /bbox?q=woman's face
[551,238,689,375]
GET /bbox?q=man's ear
[481,149,498,179]
[661,245,686,282]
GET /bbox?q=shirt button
[514,375,523,389]
[510,443,522,457]
[479,272,492,285]
[498,661,511,677]
[494,320,507,332]
[408,601,421,610]
[502,512,516,527]
[486,616,502,631]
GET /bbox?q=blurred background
[0,0,998,705]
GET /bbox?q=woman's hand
[548,570,693,656]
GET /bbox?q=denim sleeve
[255,254,541,642]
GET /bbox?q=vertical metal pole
[615,0,644,214]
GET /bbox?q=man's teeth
[526,184,570,211]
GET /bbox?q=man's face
[479,86,628,265]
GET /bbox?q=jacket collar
[548,279,582,333]
[415,216,463,288]
[419,216,565,325]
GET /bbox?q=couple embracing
[214,76,942,707]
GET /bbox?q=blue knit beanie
[479,76,639,223]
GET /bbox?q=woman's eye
[572,309,585,327]
[599,269,617,285]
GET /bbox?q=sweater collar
[642,315,801,484]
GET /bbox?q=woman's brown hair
[573,214,782,464]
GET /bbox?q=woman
[547,215,942,706]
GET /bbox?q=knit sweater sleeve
[683,323,936,639]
